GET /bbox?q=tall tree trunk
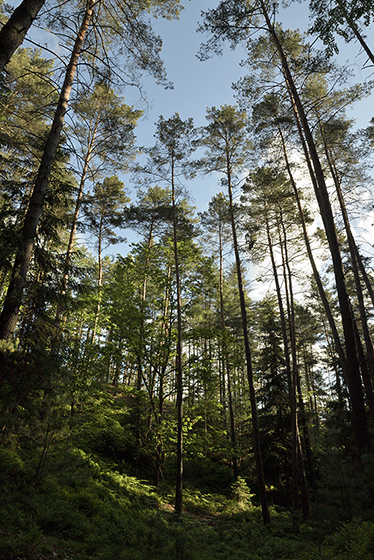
[0,0,46,71]
[218,218,238,477]
[226,146,270,524]
[302,345,320,440]
[0,0,94,341]
[260,1,369,450]
[276,212,309,520]
[265,211,295,507]
[172,157,184,517]
[135,223,155,446]
[137,221,154,390]
[91,212,104,345]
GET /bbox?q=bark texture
[0,0,45,71]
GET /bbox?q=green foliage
[309,0,374,57]
[184,455,235,493]
[231,476,254,509]
[1,420,374,560]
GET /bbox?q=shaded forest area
[1,0,374,558]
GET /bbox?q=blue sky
[126,0,374,212]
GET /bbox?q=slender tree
[138,113,196,516]
[198,105,270,524]
[200,193,239,477]
[82,175,129,342]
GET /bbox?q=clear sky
[125,0,248,210]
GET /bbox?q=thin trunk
[0,0,95,341]
[55,121,99,326]
[226,143,270,524]
[172,157,183,517]
[0,0,46,71]
[260,2,369,450]
[218,219,238,477]
[337,0,374,65]
[136,224,156,453]
[265,212,295,507]
[277,213,309,520]
[302,348,320,439]
[265,211,292,392]
[296,362,316,489]
[137,221,154,391]
[91,211,103,344]
[155,353,166,486]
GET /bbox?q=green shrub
[231,476,254,509]
[0,448,26,479]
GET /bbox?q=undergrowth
[1,384,373,559]
[0,442,374,560]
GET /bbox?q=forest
[1,0,374,558]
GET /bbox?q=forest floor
[1,442,374,560]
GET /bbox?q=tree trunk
[218,218,238,477]
[91,211,104,345]
[0,0,46,71]
[260,1,369,451]
[0,0,94,341]
[265,212,295,508]
[172,157,184,517]
[226,145,270,524]
[277,212,309,520]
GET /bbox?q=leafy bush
[231,476,254,509]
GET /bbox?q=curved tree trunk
[0,0,95,341]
